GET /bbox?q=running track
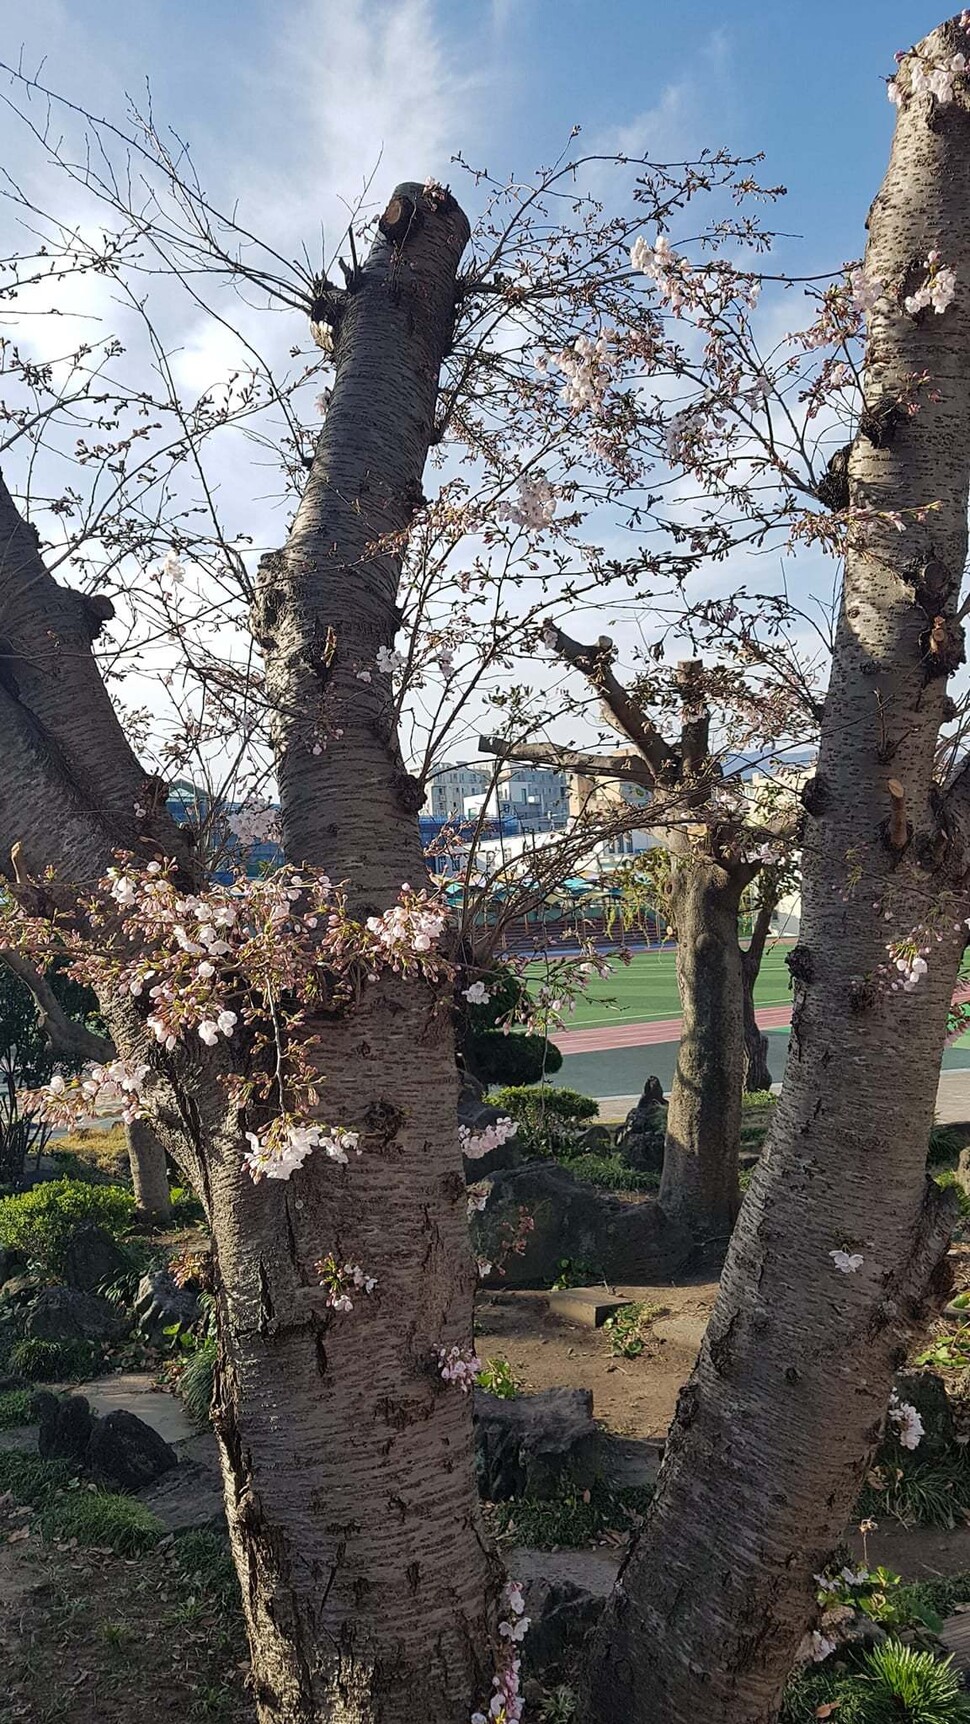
[551,1002,793,1056]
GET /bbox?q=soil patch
[475,1273,719,1438]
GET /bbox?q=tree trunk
[658,856,745,1246]
[126,1118,172,1225]
[741,896,776,1094]
[207,183,493,1723]
[581,23,970,1722]
[0,180,493,1724]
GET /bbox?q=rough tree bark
[581,21,970,1722]
[0,181,492,1724]
[659,856,746,1246]
[126,1118,172,1225]
[740,894,776,1093]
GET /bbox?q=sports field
[529,940,794,1030]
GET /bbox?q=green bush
[458,967,562,1087]
[466,1030,562,1086]
[8,1336,98,1382]
[0,1386,33,1427]
[567,1153,658,1192]
[851,1639,970,1721]
[179,1337,217,1426]
[489,1085,597,1157]
[782,1641,970,1724]
[0,1179,135,1277]
[476,1356,521,1399]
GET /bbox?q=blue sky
[0,0,956,777]
[0,0,953,278]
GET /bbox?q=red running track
[551,1002,792,1056]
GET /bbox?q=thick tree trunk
[126,1119,172,1225]
[658,856,745,1245]
[741,897,776,1093]
[209,183,492,1723]
[0,179,491,1723]
[582,24,970,1722]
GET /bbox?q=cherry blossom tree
[4,18,970,1718]
[582,16,970,1721]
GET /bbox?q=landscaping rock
[653,1311,709,1353]
[614,1078,666,1173]
[892,1368,954,1457]
[0,1246,26,1285]
[34,1389,95,1464]
[510,1546,619,1677]
[138,1452,225,1532]
[1,1273,41,1304]
[26,1286,130,1344]
[473,1386,600,1500]
[460,1074,523,1178]
[472,1162,693,1287]
[86,1409,179,1491]
[61,1225,130,1294]
[30,1388,178,1490]
[573,1125,612,1154]
[133,1270,200,1343]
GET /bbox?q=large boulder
[34,1389,96,1463]
[510,1546,618,1679]
[459,1074,523,1179]
[61,1225,130,1294]
[133,1270,200,1344]
[474,1387,600,1501]
[26,1286,130,1344]
[29,1389,177,1490]
[87,1409,178,1491]
[472,1162,693,1287]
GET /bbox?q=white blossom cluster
[365,898,447,958]
[459,1117,517,1160]
[542,332,614,413]
[436,1343,481,1392]
[320,1260,378,1314]
[462,981,492,1005]
[849,267,883,315]
[375,645,405,675]
[227,802,280,847]
[890,46,967,107]
[47,1057,150,1124]
[497,475,557,531]
[243,1121,361,1182]
[903,253,957,317]
[630,232,692,311]
[471,1579,529,1723]
[830,1249,864,1273]
[888,1391,924,1451]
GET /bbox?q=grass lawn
[529,940,794,1030]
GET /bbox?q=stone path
[73,1371,197,1445]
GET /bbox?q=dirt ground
[475,1274,719,1437]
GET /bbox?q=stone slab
[653,1312,709,1353]
[940,1610,970,1670]
[547,1288,627,1328]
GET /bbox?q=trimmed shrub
[0,1180,135,1277]
[458,967,562,1087]
[490,1085,597,1157]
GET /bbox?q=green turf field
[529,941,794,1030]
